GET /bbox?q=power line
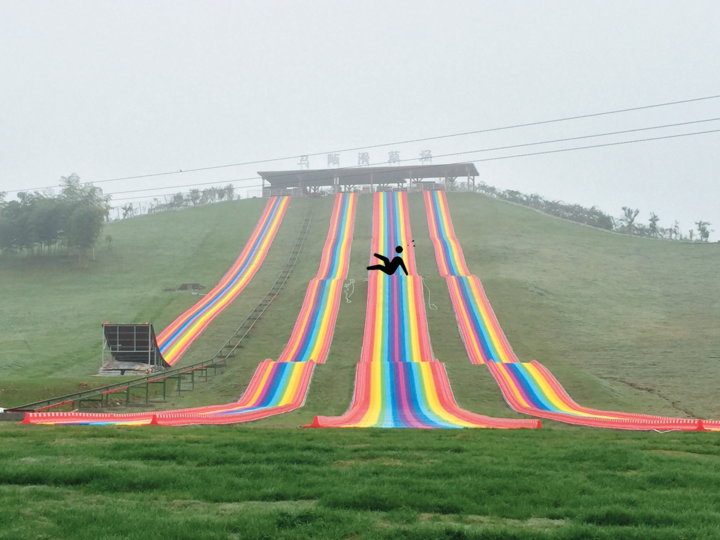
[385,117,720,166]
[465,128,720,163]
[98,116,720,198]
[105,126,720,202]
[6,93,720,194]
[108,118,708,200]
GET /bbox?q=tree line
[116,184,236,220]
[474,182,713,242]
[0,174,110,258]
[0,178,239,258]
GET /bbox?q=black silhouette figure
[367,246,408,276]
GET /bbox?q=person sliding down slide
[367,246,408,276]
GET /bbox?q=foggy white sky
[1,1,718,235]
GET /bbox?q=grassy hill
[3,191,720,539]
[429,192,720,420]
[1,192,719,422]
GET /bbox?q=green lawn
[1,425,720,539]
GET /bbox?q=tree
[648,213,660,238]
[620,207,640,235]
[672,221,681,241]
[188,189,201,206]
[171,192,185,208]
[696,221,712,242]
[66,205,105,261]
[59,173,110,211]
[224,184,235,201]
[121,203,135,219]
[477,182,497,196]
[0,211,15,252]
[0,174,110,259]
[29,196,64,254]
[59,174,110,259]
[6,194,36,252]
[593,208,615,231]
[503,190,525,204]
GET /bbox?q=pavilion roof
[258,163,478,188]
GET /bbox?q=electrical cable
[5,93,720,194]
[383,117,720,165]
[99,127,720,203]
[467,128,720,163]
[102,122,720,200]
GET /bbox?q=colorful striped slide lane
[158,196,290,366]
[151,192,357,425]
[24,194,356,426]
[424,189,720,431]
[278,192,356,363]
[307,191,539,429]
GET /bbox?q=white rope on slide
[423,279,438,310]
[343,279,355,303]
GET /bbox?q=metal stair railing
[211,206,313,362]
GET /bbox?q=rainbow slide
[24,194,356,426]
[307,191,539,429]
[158,196,290,366]
[424,190,719,431]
